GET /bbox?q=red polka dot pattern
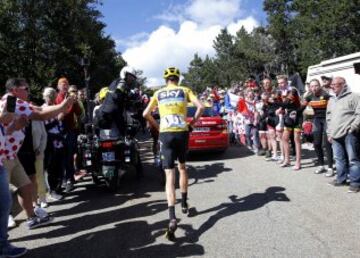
[0,96,33,162]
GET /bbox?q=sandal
[280,163,291,168]
[293,165,301,171]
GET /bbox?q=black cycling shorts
[159,131,189,169]
[258,120,268,131]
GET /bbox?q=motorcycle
[97,126,142,191]
[77,125,100,184]
[78,121,143,192]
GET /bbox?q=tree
[213,28,243,87]
[263,0,296,74]
[182,53,205,93]
[182,0,360,85]
[234,26,277,80]
[0,0,124,98]
[290,0,360,75]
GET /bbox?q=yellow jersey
[148,83,196,133]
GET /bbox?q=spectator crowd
[0,77,87,257]
[197,74,360,193]
[1,72,359,257]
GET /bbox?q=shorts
[159,131,189,169]
[3,157,31,189]
[284,125,302,132]
[258,120,267,132]
[18,152,36,176]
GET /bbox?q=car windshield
[187,106,213,117]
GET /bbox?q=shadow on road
[12,136,265,257]
[12,200,169,242]
[184,186,290,242]
[187,162,232,186]
[28,219,205,258]
[187,144,254,162]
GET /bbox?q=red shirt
[55,91,82,132]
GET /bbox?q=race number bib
[160,114,186,130]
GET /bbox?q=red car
[186,105,229,152]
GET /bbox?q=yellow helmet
[99,87,109,101]
[163,67,180,79]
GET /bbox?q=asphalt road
[8,141,360,258]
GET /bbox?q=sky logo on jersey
[158,89,185,103]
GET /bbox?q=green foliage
[290,0,360,75]
[183,27,277,90]
[0,0,129,98]
[183,0,360,88]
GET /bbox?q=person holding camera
[1,78,74,231]
[95,66,141,137]
[55,79,83,193]
[0,103,27,257]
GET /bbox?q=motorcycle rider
[143,67,204,238]
[95,66,139,137]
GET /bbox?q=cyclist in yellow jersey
[143,67,204,239]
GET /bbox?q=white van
[306,52,360,93]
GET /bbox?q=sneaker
[48,191,64,202]
[168,219,177,233]
[270,156,281,162]
[64,182,75,193]
[27,215,54,230]
[8,215,16,229]
[325,168,335,177]
[34,207,49,219]
[0,244,27,258]
[348,185,360,193]
[257,149,266,156]
[38,197,48,208]
[314,166,327,174]
[181,203,189,214]
[328,179,347,187]
[276,156,285,164]
[265,150,272,159]
[40,201,48,208]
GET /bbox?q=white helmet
[120,66,137,80]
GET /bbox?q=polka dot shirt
[0,102,6,166]
[0,94,33,161]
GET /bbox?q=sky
[97,0,267,86]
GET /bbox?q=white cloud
[155,0,242,27]
[227,16,259,35]
[186,0,241,26]
[122,0,259,87]
[115,32,149,49]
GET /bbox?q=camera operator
[95,66,141,137]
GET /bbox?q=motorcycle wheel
[108,173,119,192]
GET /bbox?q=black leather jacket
[96,78,141,136]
